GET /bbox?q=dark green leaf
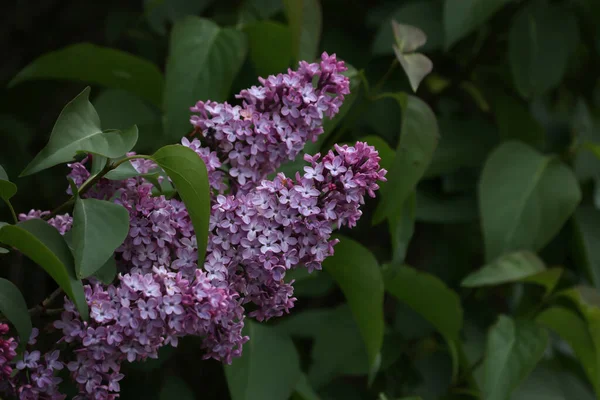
[508,1,579,98]
[306,306,370,388]
[152,145,210,265]
[486,87,545,148]
[284,0,322,62]
[164,17,247,139]
[444,0,512,49]
[424,116,498,178]
[415,190,478,223]
[9,43,164,107]
[0,277,32,344]
[512,363,596,400]
[388,192,415,265]
[559,286,600,390]
[536,306,599,393]
[72,198,129,279]
[373,94,439,224]
[0,166,17,203]
[479,141,581,261]
[292,374,321,400]
[21,88,138,176]
[93,89,163,151]
[372,0,443,54]
[244,21,292,76]
[145,0,215,35]
[159,375,195,400]
[385,265,463,342]
[572,206,600,289]
[93,256,118,285]
[461,251,545,287]
[225,321,300,400]
[0,219,88,320]
[322,235,384,375]
[483,316,549,400]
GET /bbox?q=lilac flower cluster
[206,140,386,320]
[1,53,386,398]
[54,267,244,398]
[190,52,350,191]
[0,328,65,400]
[0,324,17,385]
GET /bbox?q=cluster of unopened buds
[0,53,386,399]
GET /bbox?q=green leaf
[322,235,384,376]
[0,277,32,345]
[9,43,164,107]
[424,116,498,178]
[145,0,215,35]
[483,316,549,400]
[93,88,163,152]
[559,286,600,390]
[388,192,416,265]
[20,87,139,176]
[164,17,247,139]
[508,1,579,98]
[372,0,443,54]
[225,321,301,400]
[0,166,17,203]
[72,198,129,279]
[536,306,599,393]
[461,251,545,287]
[385,265,463,342]
[443,0,512,49]
[244,21,292,76]
[512,363,596,400]
[159,375,195,400]
[284,0,322,62]
[572,206,600,289]
[292,374,321,400]
[486,87,545,148]
[104,161,162,190]
[479,141,581,261]
[0,219,88,320]
[276,308,369,388]
[415,190,478,223]
[152,145,210,265]
[93,256,118,285]
[373,93,439,224]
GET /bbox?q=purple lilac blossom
[7,52,386,398]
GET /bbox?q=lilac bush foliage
[0,53,386,399]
